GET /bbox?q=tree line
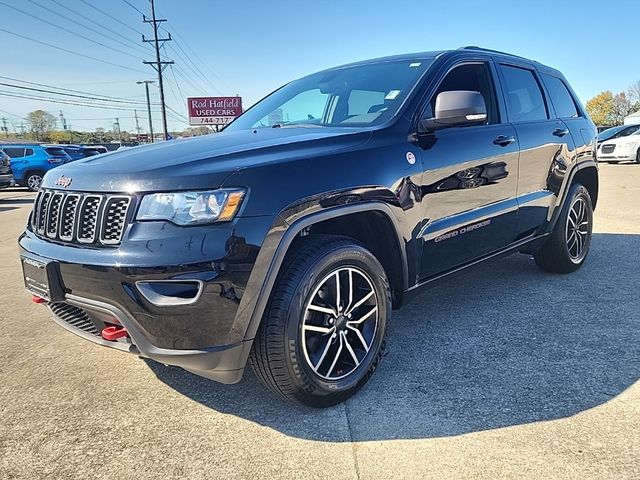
[585,80,640,127]
[3,110,212,143]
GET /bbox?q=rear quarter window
[541,74,579,119]
[44,147,67,157]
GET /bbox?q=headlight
[136,189,245,225]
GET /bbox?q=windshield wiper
[271,122,324,129]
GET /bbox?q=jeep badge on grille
[55,175,72,188]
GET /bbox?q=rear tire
[534,183,593,273]
[249,234,390,407]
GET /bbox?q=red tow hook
[101,325,129,341]
[32,295,47,304]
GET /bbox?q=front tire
[534,183,593,273]
[25,171,44,191]
[249,235,390,407]
[635,149,640,164]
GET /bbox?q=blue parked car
[55,144,86,161]
[0,144,71,191]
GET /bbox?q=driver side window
[427,63,499,125]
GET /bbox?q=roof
[322,46,554,74]
[626,110,640,118]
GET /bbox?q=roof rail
[458,46,526,59]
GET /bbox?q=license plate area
[21,254,65,302]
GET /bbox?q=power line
[165,42,222,95]
[25,0,151,58]
[0,82,158,106]
[0,2,145,61]
[0,91,163,112]
[120,0,145,16]
[77,0,145,36]
[0,108,25,120]
[171,63,208,95]
[47,0,153,55]
[0,28,148,74]
[159,21,232,92]
[0,76,156,105]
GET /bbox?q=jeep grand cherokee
[20,47,598,407]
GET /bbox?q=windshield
[598,125,628,141]
[225,59,433,131]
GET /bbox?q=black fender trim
[237,202,409,344]
[546,159,598,233]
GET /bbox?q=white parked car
[597,124,640,163]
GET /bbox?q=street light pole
[137,80,155,143]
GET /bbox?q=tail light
[47,157,64,164]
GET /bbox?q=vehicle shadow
[146,233,640,441]
[0,197,36,205]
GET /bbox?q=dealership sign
[187,97,242,126]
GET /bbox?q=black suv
[20,47,598,407]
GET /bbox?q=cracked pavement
[1,163,639,479]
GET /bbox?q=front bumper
[19,214,275,382]
[49,295,252,383]
[597,144,636,161]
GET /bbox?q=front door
[416,61,520,279]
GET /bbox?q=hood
[600,135,640,147]
[41,127,371,192]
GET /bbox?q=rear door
[2,147,26,179]
[496,62,576,237]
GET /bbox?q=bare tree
[628,80,640,103]
[26,110,56,141]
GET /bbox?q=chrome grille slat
[100,196,132,245]
[77,195,102,244]
[36,191,51,235]
[30,189,132,246]
[46,193,63,238]
[59,194,80,241]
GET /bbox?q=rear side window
[24,148,34,156]
[500,65,548,122]
[542,74,579,118]
[44,147,67,157]
[2,147,26,158]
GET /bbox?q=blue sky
[1,0,637,133]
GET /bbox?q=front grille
[50,303,100,337]
[601,144,616,154]
[31,189,133,247]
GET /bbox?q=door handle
[553,128,569,137]
[493,135,516,147]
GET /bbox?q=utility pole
[59,110,70,143]
[114,118,122,145]
[134,110,142,136]
[142,0,173,141]
[1,118,8,138]
[18,122,25,138]
[137,80,155,143]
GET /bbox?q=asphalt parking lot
[1,163,639,480]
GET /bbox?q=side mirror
[420,90,487,132]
